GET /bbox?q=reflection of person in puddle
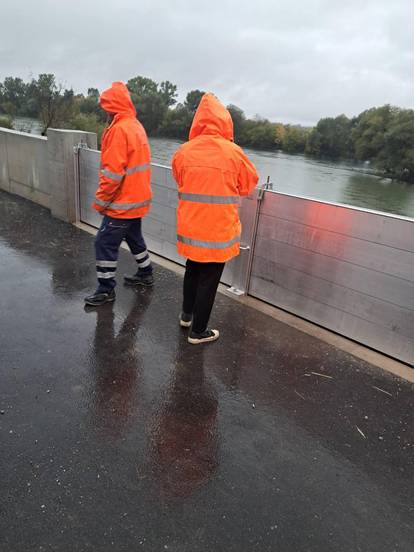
[150,345,219,500]
[87,289,152,440]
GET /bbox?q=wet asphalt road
[0,191,413,552]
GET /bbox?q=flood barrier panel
[77,147,414,365]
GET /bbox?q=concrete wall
[0,127,97,222]
[0,128,49,208]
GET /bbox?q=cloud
[1,0,413,124]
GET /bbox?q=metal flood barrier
[76,146,414,366]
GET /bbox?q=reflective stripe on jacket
[172,93,259,263]
[92,82,152,219]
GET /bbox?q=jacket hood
[189,93,234,141]
[99,81,136,116]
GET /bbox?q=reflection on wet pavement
[149,345,218,500]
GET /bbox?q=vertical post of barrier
[73,142,89,224]
[73,144,81,223]
[227,176,272,296]
[244,176,272,294]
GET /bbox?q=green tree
[305,128,322,156]
[87,88,99,98]
[184,90,205,113]
[306,115,353,158]
[352,105,397,161]
[127,76,158,96]
[30,74,75,135]
[242,118,276,149]
[227,104,246,143]
[78,87,106,122]
[0,77,40,117]
[0,77,28,115]
[274,123,286,149]
[127,75,174,134]
[282,125,308,154]
[159,103,193,140]
[159,81,178,107]
[375,109,414,182]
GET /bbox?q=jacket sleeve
[237,149,259,197]
[95,126,128,208]
[171,149,182,186]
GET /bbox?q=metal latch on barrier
[73,141,89,154]
[258,176,273,198]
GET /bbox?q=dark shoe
[84,289,116,306]
[188,329,220,345]
[124,272,154,287]
[179,312,193,328]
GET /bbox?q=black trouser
[183,260,225,334]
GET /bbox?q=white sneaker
[188,329,220,345]
[179,312,193,328]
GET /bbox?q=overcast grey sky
[1,0,413,125]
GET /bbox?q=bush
[66,113,105,147]
[242,119,276,149]
[158,104,192,140]
[282,125,308,154]
[0,116,13,130]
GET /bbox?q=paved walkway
[0,191,413,552]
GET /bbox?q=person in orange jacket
[172,93,259,344]
[85,82,154,306]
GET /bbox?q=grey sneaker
[179,312,193,328]
[188,329,220,345]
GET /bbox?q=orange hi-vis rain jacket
[172,93,259,263]
[93,82,152,219]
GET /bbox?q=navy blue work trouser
[95,215,152,293]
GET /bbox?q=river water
[13,117,44,135]
[12,119,414,218]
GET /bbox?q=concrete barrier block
[47,129,97,223]
[9,179,50,209]
[6,133,48,195]
[0,132,10,192]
